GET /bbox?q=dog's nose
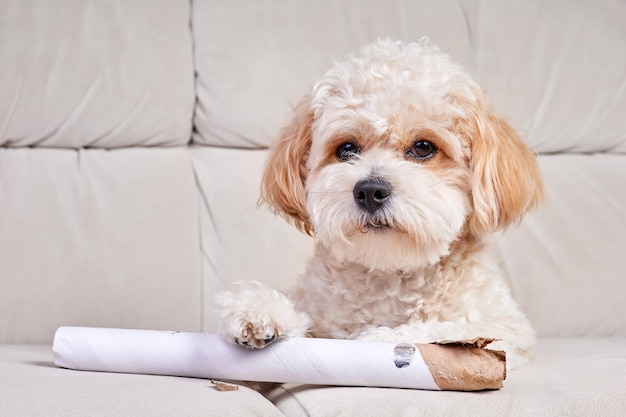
[353,178,392,213]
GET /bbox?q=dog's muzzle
[353,177,392,213]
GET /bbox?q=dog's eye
[336,142,360,162]
[407,140,437,160]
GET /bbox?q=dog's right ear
[260,97,314,235]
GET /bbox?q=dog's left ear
[260,97,314,235]
[467,104,544,235]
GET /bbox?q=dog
[216,39,543,370]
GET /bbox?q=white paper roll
[53,327,439,390]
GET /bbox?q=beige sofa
[1,1,625,416]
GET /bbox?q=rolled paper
[52,327,505,391]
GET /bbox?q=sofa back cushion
[0,0,194,148]
[193,0,626,154]
[0,0,200,343]
[1,0,625,343]
[192,0,626,337]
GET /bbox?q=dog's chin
[316,222,454,271]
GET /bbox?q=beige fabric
[2,339,625,416]
[0,0,623,343]
[0,345,285,417]
[190,146,313,332]
[192,0,474,148]
[0,0,194,148]
[0,3,625,416]
[0,148,201,343]
[192,0,626,153]
[189,0,626,338]
[266,338,626,417]
[495,154,626,337]
[190,151,626,337]
[472,0,626,154]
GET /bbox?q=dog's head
[262,39,543,270]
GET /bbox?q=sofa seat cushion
[3,339,623,416]
[264,338,626,417]
[0,345,286,417]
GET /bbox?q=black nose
[353,178,392,213]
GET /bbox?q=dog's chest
[296,263,449,338]
[345,272,427,325]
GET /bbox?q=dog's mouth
[353,215,407,234]
[360,219,390,231]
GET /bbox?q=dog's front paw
[228,312,283,349]
[215,281,310,349]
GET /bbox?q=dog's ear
[260,97,314,235]
[466,104,543,235]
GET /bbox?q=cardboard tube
[53,327,505,391]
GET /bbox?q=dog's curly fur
[216,39,543,370]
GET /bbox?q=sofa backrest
[193,0,626,339]
[0,0,201,343]
[1,0,625,343]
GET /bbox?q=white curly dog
[216,39,543,370]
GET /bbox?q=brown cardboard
[417,338,506,391]
[210,379,239,392]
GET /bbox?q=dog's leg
[215,281,311,349]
